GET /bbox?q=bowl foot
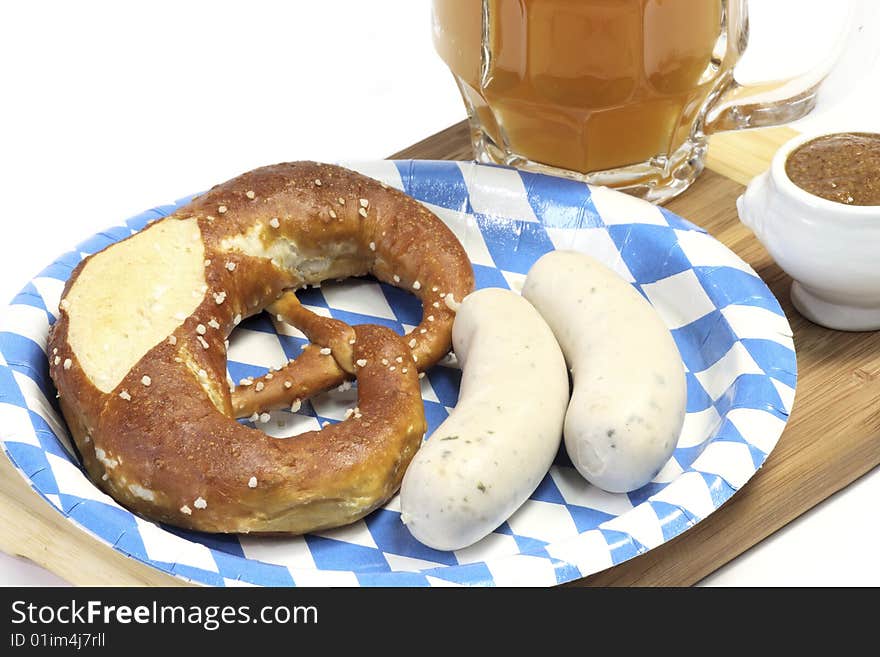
[790,282,880,332]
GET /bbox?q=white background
[0,0,878,586]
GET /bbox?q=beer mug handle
[705,0,873,134]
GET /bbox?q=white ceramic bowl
[737,131,880,331]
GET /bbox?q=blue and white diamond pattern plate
[0,160,796,587]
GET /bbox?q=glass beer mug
[432,0,860,203]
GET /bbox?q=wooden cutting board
[2,123,878,586]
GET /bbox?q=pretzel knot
[47,162,475,534]
[232,292,365,419]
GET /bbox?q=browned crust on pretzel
[189,160,473,370]
[47,162,474,534]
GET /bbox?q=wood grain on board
[1,122,877,586]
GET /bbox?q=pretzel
[47,162,475,534]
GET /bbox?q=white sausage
[522,250,686,493]
[400,288,569,551]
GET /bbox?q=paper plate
[0,160,796,586]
